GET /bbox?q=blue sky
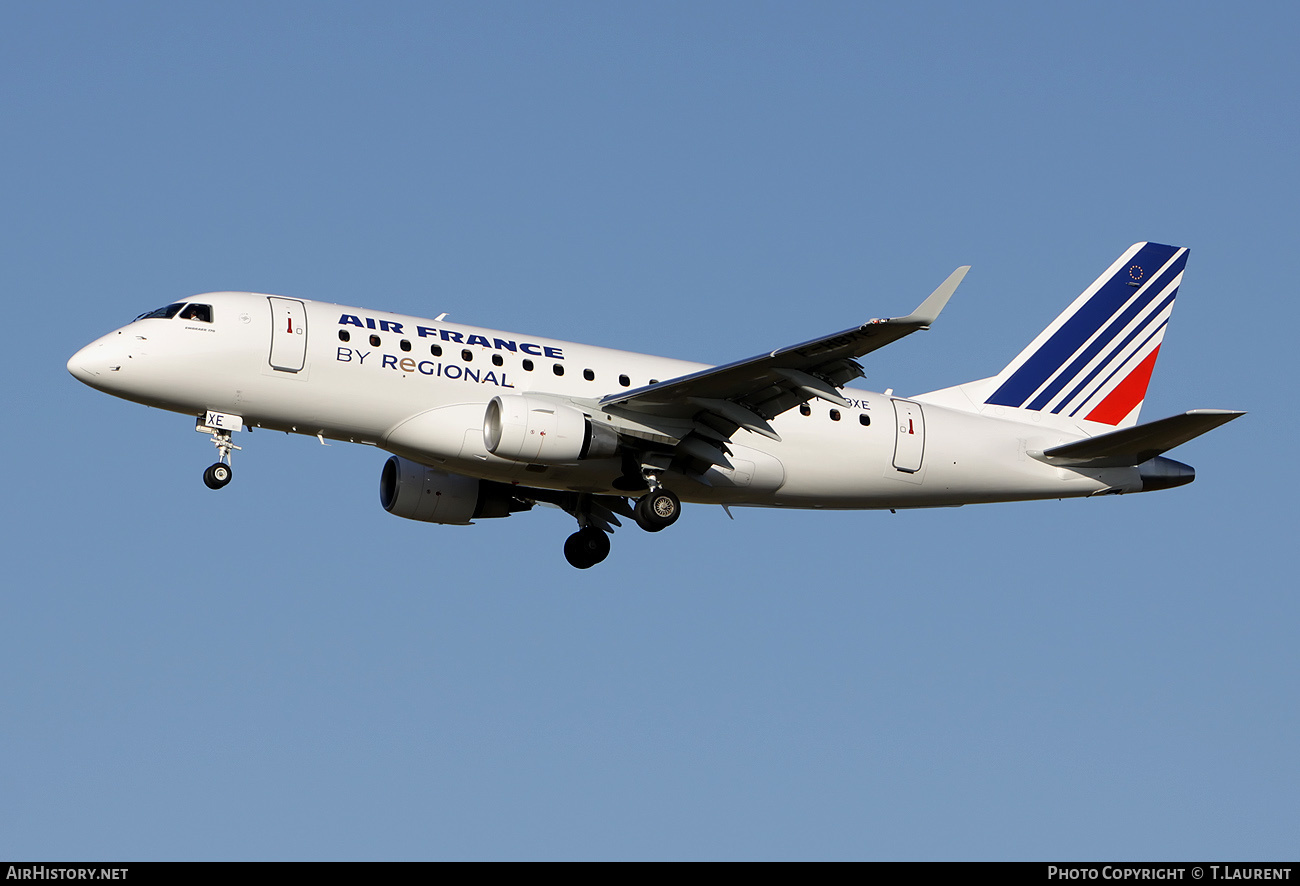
[2,2,1295,860]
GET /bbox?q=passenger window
[799,404,811,416]
[830,409,841,421]
[338,330,351,343]
[553,364,565,376]
[522,359,534,371]
[583,369,595,381]
[430,344,442,357]
[461,349,473,362]
[492,354,504,366]
[859,414,871,426]
[649,379,659,385]
[400,339,411,352]
[369,334,381,347]
[180,304,212,322]
[619,374,630,387]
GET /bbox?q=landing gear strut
[564,527,611,569]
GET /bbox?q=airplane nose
[67,342,100,382]
[68,335,127,385]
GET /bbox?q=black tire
[563,528,610,569]
[203,463,232,490]
[635,489,680,532]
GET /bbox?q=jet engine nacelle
[483,395,619,464]
[380,456,527,524]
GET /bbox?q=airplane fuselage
[68,290,1142,512]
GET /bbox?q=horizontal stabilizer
[1040,409,1245,466]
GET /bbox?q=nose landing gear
[197,412,242,490]
[203,462,232,489]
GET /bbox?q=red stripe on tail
[1085,346,1161,426]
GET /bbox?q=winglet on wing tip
[895,265,970,327]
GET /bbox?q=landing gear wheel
[635,489,680,532]
[203,462,232,490]
[564,527,611,569]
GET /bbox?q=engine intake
[483,395,618,464]
[380,456,529,524]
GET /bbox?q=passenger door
[268,297,307,372]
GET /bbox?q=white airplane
[68,242,1242,568]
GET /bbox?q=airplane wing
[597,267,969,451]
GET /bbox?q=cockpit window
[136,303,186,321]
[180,303,212,322]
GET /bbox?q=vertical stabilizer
[927,242,1188,430]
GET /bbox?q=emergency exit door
[268,297,307,372]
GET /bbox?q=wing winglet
[890,266,969,327]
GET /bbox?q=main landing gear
[634,488,680,532]
[564,527,611,569]
[561,492,622,569]
[558,462,683,569]
[632,459,680,533]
